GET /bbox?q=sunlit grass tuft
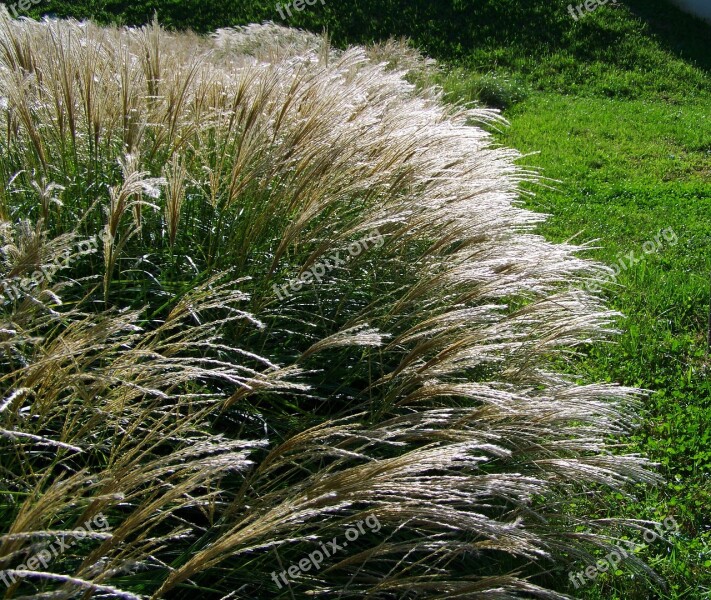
[0,14,661,598]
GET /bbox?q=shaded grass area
[23,0,711,84]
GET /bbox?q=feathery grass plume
[163,152,187,247]
[0,242,301,597]
[0,14,661,599]
[212,21,330,63]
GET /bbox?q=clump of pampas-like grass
[0,12,659,599]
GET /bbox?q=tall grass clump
[0,13,661,599]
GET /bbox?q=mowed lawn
[464,27,711,600]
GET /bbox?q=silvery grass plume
[0,12,660,599]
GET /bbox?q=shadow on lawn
[625,0,711,73]
[25,0,711,80]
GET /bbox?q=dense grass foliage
[0,15,665,600]
[2,0,710,598]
